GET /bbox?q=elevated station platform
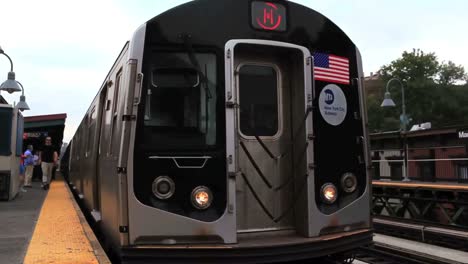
[21,177,109,264]
[374,233,468,263]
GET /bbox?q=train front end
[123,0,372,262]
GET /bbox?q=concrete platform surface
[0,181,47,264]
[375,233,468,264]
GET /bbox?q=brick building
[371,126,468,182]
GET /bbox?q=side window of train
[81,116,88,158]
[75,132,80,160]
[238,64,280,138]
[143,52,217,147]
[86,106,97,157]
[109,69,122,156]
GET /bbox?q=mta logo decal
[324,89,334,105]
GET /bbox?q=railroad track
[352,243,464,264]
[373,217,468,251]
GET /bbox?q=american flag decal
[313,52,350,85]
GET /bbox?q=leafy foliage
[379,49,439,82]
[439,61,467,85]
[367,49,468,132]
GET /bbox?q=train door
[94,85,109,217]
[226,41,314,235]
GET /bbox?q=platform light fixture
[15,81,30,111]
[381,91,396,107]
[0,46,22,94]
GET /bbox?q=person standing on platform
[19,154,27,193]
[39,137,58,190]
[23,145,34,188]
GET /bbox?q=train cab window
[143,52,217,148]
[238,65,280,137]
[152,68,199,88]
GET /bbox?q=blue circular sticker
[319,84,347,126]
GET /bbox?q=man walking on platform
[40,137,58,190]
[23,145,34,188]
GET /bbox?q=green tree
[368,49,468,132]
[438,61,467,86]
[379,49,439,82]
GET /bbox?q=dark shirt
[42,145,55,163]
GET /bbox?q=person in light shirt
[23,145,34,188]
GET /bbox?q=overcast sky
[1,0,467,143]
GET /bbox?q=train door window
[109,70,122,155]
[143,52,217,148]
[238,64,280,138]
[103,85,113,156]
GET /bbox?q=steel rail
[354,243,463,264]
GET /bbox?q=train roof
[144,0,356,51]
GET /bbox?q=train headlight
[341,173,357,193]
[191,186,212,210]
[321,183,338,204]
[152,176,175,199]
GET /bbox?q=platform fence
[372,158,468,183]
[372,158,468,230]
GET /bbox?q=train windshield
[142,52,217,149]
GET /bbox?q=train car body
[67,0,372,262]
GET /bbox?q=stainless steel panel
[234,58,294,232]
[127,26,237,245]
[225,40,314,235]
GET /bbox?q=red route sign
[251,1,287,32]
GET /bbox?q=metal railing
[372,157,468,230]
[372,157,468,183]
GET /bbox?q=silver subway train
[64,0,372,262]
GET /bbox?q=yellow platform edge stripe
[67,180,111,264]
[23,178,110,264]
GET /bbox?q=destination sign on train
[251,1,287,32]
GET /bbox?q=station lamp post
[0,46,29,200]
[0,46,22,94]
[0,46,30,111]
[381,78,410,181]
